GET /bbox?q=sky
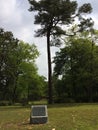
[0,0,98,78]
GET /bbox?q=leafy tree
[28,0,93,104]
[12,41,39,103]
[0,28,19,101]
[28,75,47,101]
[0,28,40,103]
[53,37,98,102]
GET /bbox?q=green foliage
[28,0,93,40]
[53,36,98,103]
[0,28,19,101]
[18,41,39,62]
[0,28,46,104]
[78,3,92,14]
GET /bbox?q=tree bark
[47,31,53,104]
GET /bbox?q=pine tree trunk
[47,32,53,104]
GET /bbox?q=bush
[54,97,75,103]
[20,98,28,106]
[0,101,13,106]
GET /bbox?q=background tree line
[0,0,98,105]
[1,28,98,104]
[1,27,98,104]
[53,31,98,103]
[0,28,47,105]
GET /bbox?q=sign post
[30,105,48,124]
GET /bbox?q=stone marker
[30,105,48,124]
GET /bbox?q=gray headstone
[30,105,48,124]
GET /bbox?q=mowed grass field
[0,104,98,130]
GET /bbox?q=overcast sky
[0,0,98,78]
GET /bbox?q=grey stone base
[30,116,48,124]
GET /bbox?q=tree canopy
[53,34,98,103]
[0,28,46,104]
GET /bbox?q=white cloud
[0,0,16,20]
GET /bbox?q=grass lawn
[0,104,98,130]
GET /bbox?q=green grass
[0,104,98,130]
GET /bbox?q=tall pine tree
[28,0,93,104]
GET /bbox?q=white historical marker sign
[30,105,48,124]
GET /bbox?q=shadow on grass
[19,120,45,127]
[20,122,30,126]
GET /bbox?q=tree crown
[28,0,93,37]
